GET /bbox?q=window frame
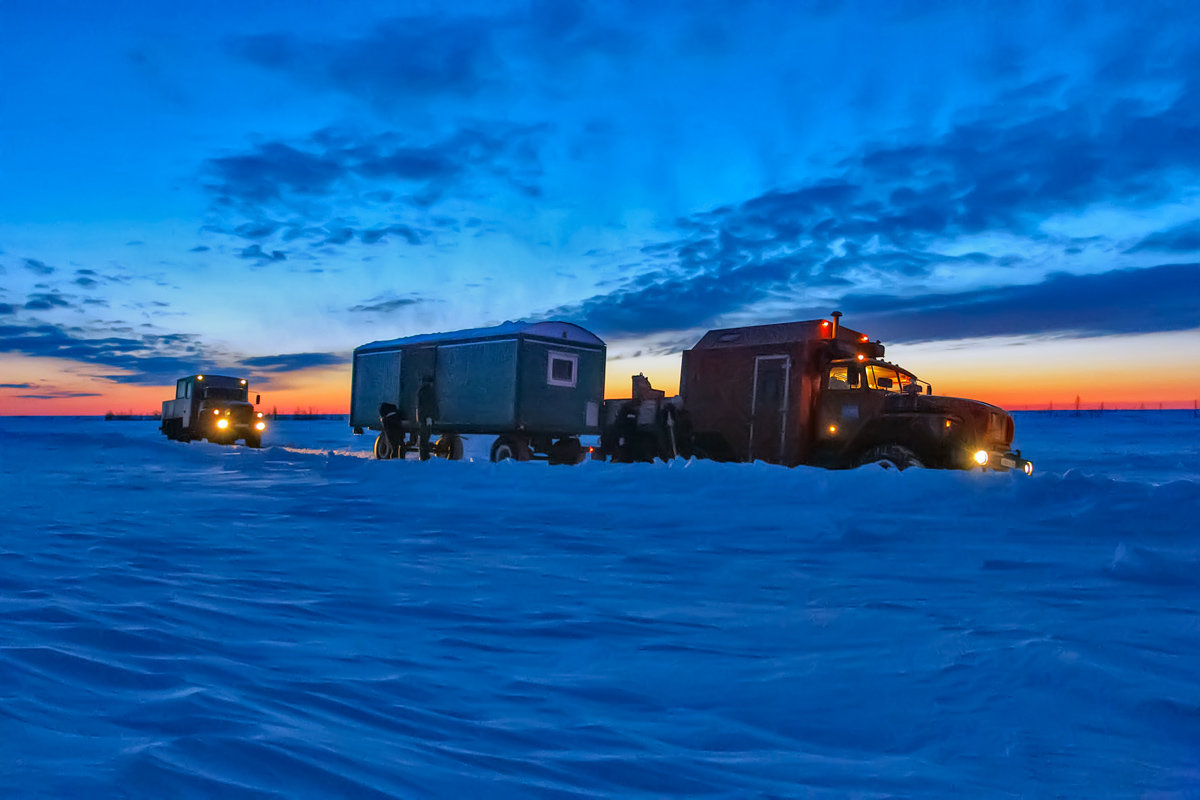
[546,350,578,388]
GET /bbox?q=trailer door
[350,350,401,429]
[749,355,790,463]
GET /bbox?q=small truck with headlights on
[598,313,1033,473]
[161,374,267,447]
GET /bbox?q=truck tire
[245,435,262,449]
[855,444,924,471]
[490,435,531,462]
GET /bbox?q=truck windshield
[865,364,926,393]
[204,387,247,401]
[865,364,902,392]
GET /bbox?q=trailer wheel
[547,437,585,465]
[434,434,464,461]
[373,432,394,460]
[490,436,531,462]
[855,444,923,471]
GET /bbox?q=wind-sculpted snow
[2,413,1199,798]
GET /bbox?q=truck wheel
[855,444,923,471]
[245,435,262,449]
[490,435,531,462]
[434,434,464,461]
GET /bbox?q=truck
[598,313,1033,473]
[161,374,267,447]
[350,321,606,463]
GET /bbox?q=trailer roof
[356,320,604,354]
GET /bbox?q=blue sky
[2,0,1199,409]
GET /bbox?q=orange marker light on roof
[821,320,829,327]
[857,354,865,361]
[860,335,869,342]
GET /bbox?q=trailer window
[547,351,578,388]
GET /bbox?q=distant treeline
[1008,402,1199,415]
[104,410,348,420]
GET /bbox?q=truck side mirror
[255,394,261,405]
[847,368,860,388]
[877,377,893,389]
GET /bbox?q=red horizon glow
[5,329,1200,416]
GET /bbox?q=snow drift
[1,412,1198,797]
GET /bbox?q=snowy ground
[2,412,1199,798]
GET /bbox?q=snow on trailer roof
[355,320,604,354]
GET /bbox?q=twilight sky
[2,0,1199,413]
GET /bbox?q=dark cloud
[238,244,287,263]
[0,382,33,388]
[227,6,633,108]
[348,292,428,314]
[555,260,1200,344]
[0,322,215,385]
[819,263,1200,344]
[190,245,211,253]
[24,291,73,311]
[230,17,502,104]
[9,390,104,399]
[207,142,345,205]
[360,224,424,245]
[239,352,345,372]
[0,303,15,315]
[22,258,55,275]
[1127,220,1200,254]
[203,126,543,218]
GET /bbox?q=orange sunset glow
[5,327,1198,416]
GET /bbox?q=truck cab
[161,374,266,447]
[811,357,1030,471]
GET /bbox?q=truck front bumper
[972,448,1033,475]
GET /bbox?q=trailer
[350,320,605,462]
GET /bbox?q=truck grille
[230,405,253,424]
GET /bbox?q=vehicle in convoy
[161,374,267,447]
[350,321,606,463]
[597,313,1032,473]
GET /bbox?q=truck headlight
[216,418,229,430]
[255,421,266,431]
[973,450,989,466]
[1022,461,1033,476]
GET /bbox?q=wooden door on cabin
[749,355,790,463]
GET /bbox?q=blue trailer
[350,320,605,462]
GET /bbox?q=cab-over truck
[161,374,267,447]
